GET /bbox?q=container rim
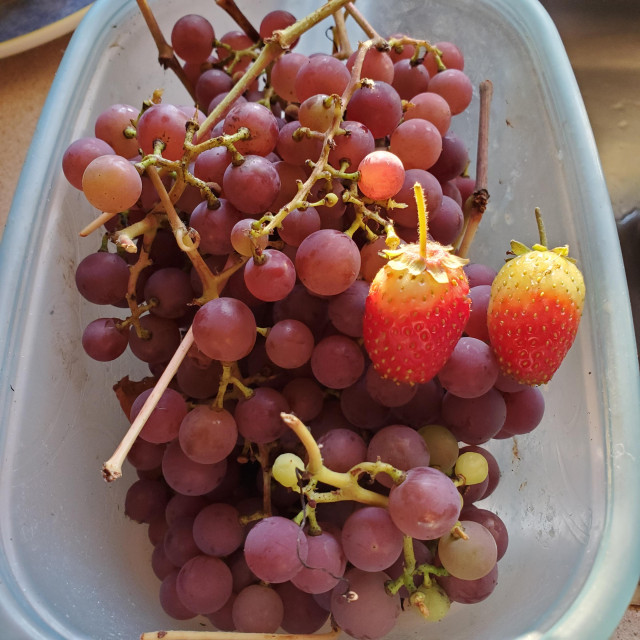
[0,0,639,638]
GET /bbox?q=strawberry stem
[414,182,428,260]
[534,207,548,247]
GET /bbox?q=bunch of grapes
[62,2,551,639]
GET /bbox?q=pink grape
[192,502,244,557]
[130,387,187,444]
[192,297,257,362]
[282,377,324,422]
[346,47,394,83]
[232,584,284,633]
[424,41,465,76]
[171,14,214,63]
[243,249,296,302]
[330,568,401,640]
[136,103,189,160]
[389,118,442,171]
[500,385,545,435]
[178,405,238,464]
[437,336,499,398]
[244,516,309,583]
[223,101,279,156]
[82,155,142,213]
[391,58,430,100]
[82,318,128,361]
[176,554,233,614]
[441,388,507,444]
[328,120,375,172]
[294,54,350,103]
[404,91,452,135]
[234,387,290,443]
[364,365,417,408]
[346,81,403,139]
[341,506,404,571]
[196,69,234,111]
[357,150,405,200]
[438,563,498,604]
[75,251,129,305]
[366,424,431,487]
[276,582,330,634]
[271,52,308,102]
[291,529,347,594]
[428,68,473,115]
[259,10,297,42]
[159,570,196,620]
[438,520,498,580]
[276,120,323,166]
[94,103,139,158]
[62,136,115,190]
[222,155,280,214]
[388,466,461,540]
[162,439,227,496]
[311,334,365,389]
[317,428,367,473]
[265,318,314,369]
[295,229,361,296]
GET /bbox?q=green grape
[455,451,488,485]
[409,583,451,622]
[418,424,459,471]
[272,453,305,491]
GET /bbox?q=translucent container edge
[0,0,639,638]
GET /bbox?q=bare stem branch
[102,327,194,482]
[215,0,260,42]
[135,0,196,101]
[457,79,493,259]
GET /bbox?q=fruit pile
[62,1,585,638]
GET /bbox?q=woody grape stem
[102,327,195,482]
[214,0,260,42]
[139,630,340,640]
[135,0,196,101]
[456,79,493,259]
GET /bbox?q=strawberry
[487,210,585,386]
[362,185,470,384]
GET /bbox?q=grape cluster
[63,4,547,639]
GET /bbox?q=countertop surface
[0,1,639,637]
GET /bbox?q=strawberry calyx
[383,243,468,282]
[506,208,576,263]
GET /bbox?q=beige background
[0,3,638,637]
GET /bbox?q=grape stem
[386,535,418,596]
[256,36,383,240]
[332,8,353,58]
[102,327,194,482]
[139,630,340,640]
[456,79,493,259]
[199,0,354,139]
[280,413,398,508]
[146,167,220,299]
[214,0,260,42]
[134,0,196,101]
[344,2,381,41]
[79,210,119,237]
[214,362,254,409]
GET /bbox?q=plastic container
[0,0,638,638]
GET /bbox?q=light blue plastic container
[0,0,638,638]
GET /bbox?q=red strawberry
[487,211,585,386]
[362,186,470,384]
